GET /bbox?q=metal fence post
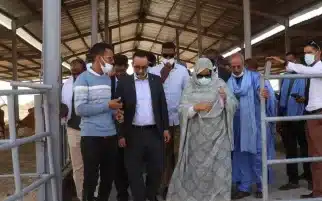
[7,95,22,201]
[260,61,272,201]
[35,95,46,201]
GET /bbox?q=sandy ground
[0,142,312,201]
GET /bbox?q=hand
[193,103,212,112]
[163,130,171,143]
[295,97,306,103]
[260,88,269,99]
[119,137,127,148]
[266,56,285,64]
[218,87,226,101]
[108,71,116,77]
[115,109,124,123]
[109,97,123,109]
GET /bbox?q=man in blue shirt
[74,42,123,201]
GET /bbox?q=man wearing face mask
[116,50,170,201]
[61,59,87,201]
[148,42,190,199]
[203,49,231,82]
[74,42,123,201]
[268,41,322,198]
[228,53,276,199]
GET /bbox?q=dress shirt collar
[134,73,149,81]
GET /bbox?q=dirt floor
[0,143,37,200]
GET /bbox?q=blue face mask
[304,53,315,66]
[198,77,212,85]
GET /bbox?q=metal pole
[35,95,46,201]
[284,19,291,53]
[7,95,22,201]
[91,0,98,45]
[104,0,110,43]
[243,0,252,59]
[43,0,62,200]
[196,0,202,57]
[176,29,180,59]
[11,20,19,122]
[261,61,271,201]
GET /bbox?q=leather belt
[132,125,157,129]
[306,108,322,114]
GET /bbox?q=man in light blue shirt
[74,42,123,201]
[149,42,190,199]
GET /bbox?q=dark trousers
[125,126,164,201]
[115,147,129,201]
[281,121,312,183]
[81,136,118,201]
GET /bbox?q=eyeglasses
[196,72,212,79]
[231,65,242,68]
[162,54,175,58]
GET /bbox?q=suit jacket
[115,73,169,138]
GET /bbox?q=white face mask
[305,53,315,66]
[163,58,175,65]
[232,71,244,78]
[100,61,113,74]
[198,77,212,85]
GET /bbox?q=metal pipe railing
[7,95,22,201]
[0,132,51,150]
[265,114,322,122]
[266,73,322,79]
[43,95,58,201]
[268,157,322,165]
[4,174,54,201]
[0,173,49,178]
[260,60,322,201]
[10,81,53,89]
[0,89,47,96]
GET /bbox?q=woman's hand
[193,103,212,112]
[218,87,226,101]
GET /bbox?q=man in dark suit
[110,54,131,201]
[115,50,171,201]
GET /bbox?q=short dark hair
[114,54,129,68]
[305,40,321,51]
[286,52,296,57]
[86,42,113,63]
[132,50,148,60]
[162,42,176,49]
[147,52,157,66]
[71,58,86,70]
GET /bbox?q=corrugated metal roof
[0,0,321,81]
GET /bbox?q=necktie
[160,64,173,83]
[304,78,310,107]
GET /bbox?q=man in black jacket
[116,50,170,201]
[203,49,231,82]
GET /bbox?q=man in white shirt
[268,40,322,198]
[149,42,190,199]
[61,58,87,201]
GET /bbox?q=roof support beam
[63,36,199,60]
[196,0,202,56]
[91,0,98,45]
[207,1,286,23]
[104,0,111,43]
[62,2,90,49]
[149,0,180,52]
[117,0,122,52]
[16,14,40,28]
[243,0,252,59]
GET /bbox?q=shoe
[308,181,313,190]
[254,192,263,199]
[278,183,300,191]
[162,187,168,200]
[232,191,251,200]
[301,192,313,198]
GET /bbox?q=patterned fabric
[167,58,238,201]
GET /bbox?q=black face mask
[162,54,175,59]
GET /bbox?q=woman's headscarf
[191,58,215,86]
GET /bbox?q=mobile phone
[290,93,301,99]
